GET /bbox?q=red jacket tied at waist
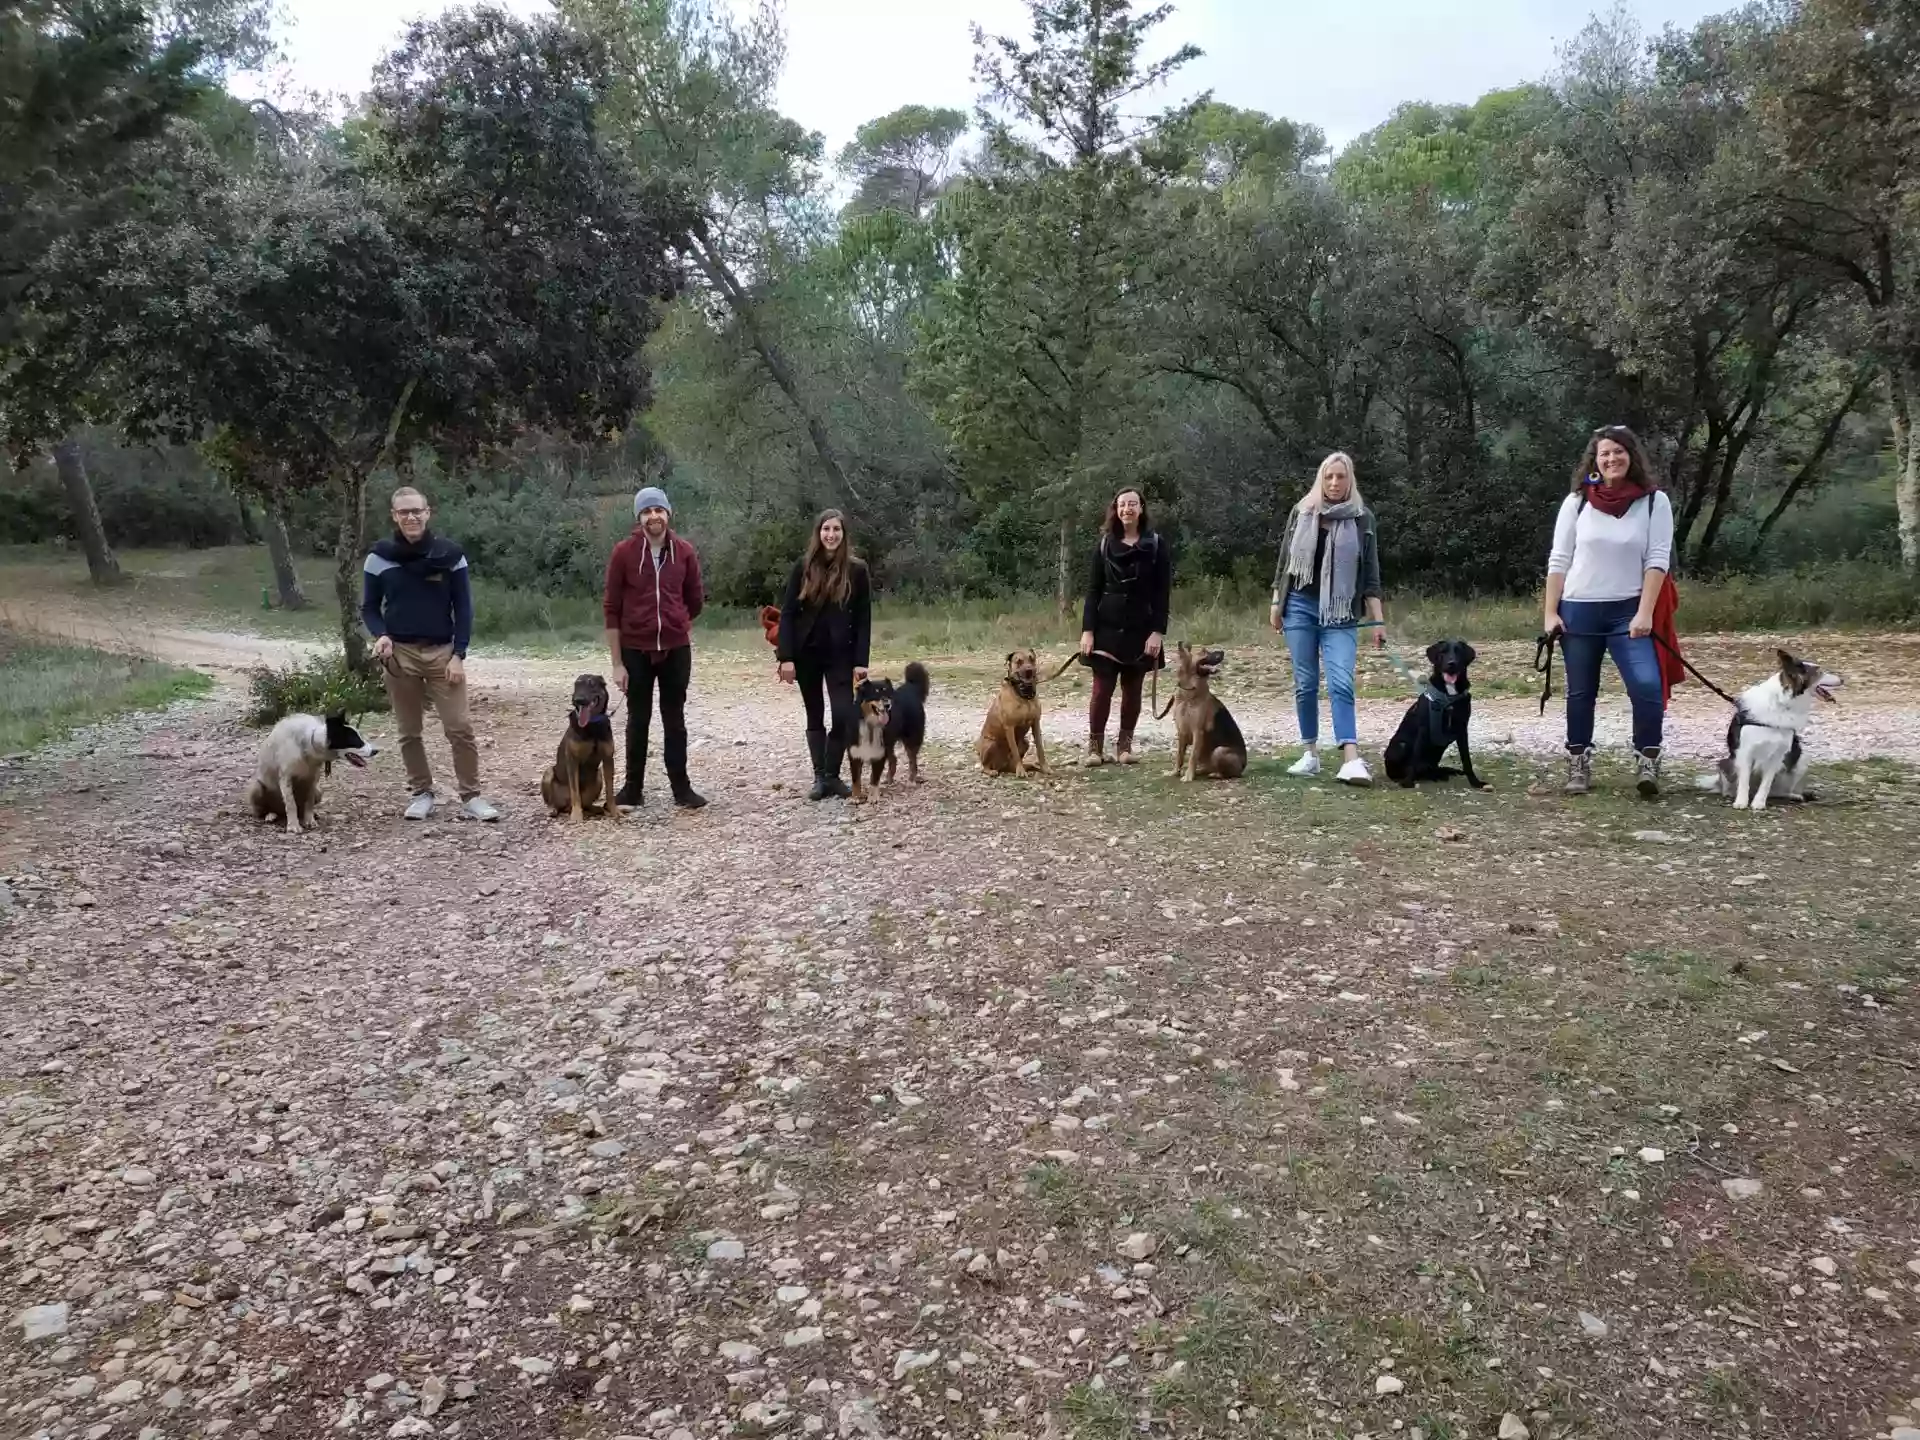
[604,528,704,655]
[1653,573,1683,710]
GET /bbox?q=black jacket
[776,558,871,668]
[1081,530,1171,666]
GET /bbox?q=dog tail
[904,661,931,700]
[1211,747,1245,780]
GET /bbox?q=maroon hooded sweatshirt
[604,526,704,656]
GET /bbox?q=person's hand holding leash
[1543,609,1564,638]
[373,635,394,660]
[611,663,628,695]
[854,667,868,684]
[777,661,795,684]
[1078,630,1094,657]
[1372,627,1387,650]
[1144,632,1163,660]
[1629,609,1654,639]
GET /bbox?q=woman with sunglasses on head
[776,509,871,801]
[1543,425,1680,797]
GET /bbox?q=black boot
[664,721,704,808]
[806,727,832,801]
[823,730,852,799]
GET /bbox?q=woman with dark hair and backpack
[776,509,872,800]
[1543,425,1681,797]
[1077,488,1172,765]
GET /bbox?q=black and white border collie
[246,712,379,834]
[1698,649,1841,810]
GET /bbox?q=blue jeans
[1560,597,1663,752]
[1281,589,1358,746]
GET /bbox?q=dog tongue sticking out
[344,751,368,768]
[576,704,596,729]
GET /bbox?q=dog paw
[1471,781,1492,791]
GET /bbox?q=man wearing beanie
[603,485,707,808]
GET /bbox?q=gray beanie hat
[634,485,671,517]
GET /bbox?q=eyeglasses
[393,507,428,517]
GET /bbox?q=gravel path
[3,618,1918,1440]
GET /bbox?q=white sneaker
[1287,750,1322,777]
[462,796,501,822]
[1336,757,1373,787]
[404,792,435,821]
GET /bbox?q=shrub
[246,652,391,727]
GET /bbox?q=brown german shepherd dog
[1169,643,1247,781]
[540,674,620,822]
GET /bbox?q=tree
[918,0,1201,610]
[1733,0,1920,568]
[837,104,969,218]
[17,9,684,666]
[559,0,871,502]
[0,0,267,584]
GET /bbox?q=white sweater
[1547,490,1673,602]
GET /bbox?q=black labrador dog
[1383,639,1490,789]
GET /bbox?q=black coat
[776,558,871,668]
[1081,531,1171,668]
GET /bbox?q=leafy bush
[246,652,391,727]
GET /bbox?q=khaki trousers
[382,642,481,799]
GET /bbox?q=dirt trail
[3,598,1919,1440]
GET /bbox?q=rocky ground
[4,622,1920,1440]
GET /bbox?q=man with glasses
[361,486,500,822]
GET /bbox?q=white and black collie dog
[1697,650,1841,810]
[246,712,379,834]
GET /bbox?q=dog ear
[326,710,346,724]
[1462,644,1477,665]
[1426,642,1446,665]
[1776,648,1798,671]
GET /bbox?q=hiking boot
[1287,749,1321,777]
[613,779,643,809]
[669,774,707,809]
[1083,735,1107,766]
[462,795,500,822]
[1563,747,1594,795]
[1635,747,1663,798]
[404,791,435,821]
[1115,731,1137,765]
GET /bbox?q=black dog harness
[1421,682,1462,748]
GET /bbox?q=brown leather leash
[1047,648,1174,720]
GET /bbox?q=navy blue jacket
[361,532,473,657]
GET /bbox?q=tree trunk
[235,492,262,545]
[687,229,861,502]
[1895,362,1917,573]
[1754,367,1875,551]
[332,470,370,672]
[265,500,308,611]
[52,437,122,585]
[1056,513,1073,618]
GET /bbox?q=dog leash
[1047,648,1172,721]
[1533,629,1748,716]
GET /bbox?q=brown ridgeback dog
[976,648,1047,776]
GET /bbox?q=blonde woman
[1269,452,1386,785]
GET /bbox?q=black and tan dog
[540,674,620,822]
[976,648,1047,776]
[1383,639,1489,789]
[1168,642,1247,781]
[851,662,931,799]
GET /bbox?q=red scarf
[1582,479,1650,518]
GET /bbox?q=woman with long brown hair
[1077,487,1171,765]
[776,509,872,800]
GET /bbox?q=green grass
[0,635,211,753]
[4,545,1914,662]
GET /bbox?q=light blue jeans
[1281,589,1358,746]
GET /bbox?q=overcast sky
[243,0,1732,155]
